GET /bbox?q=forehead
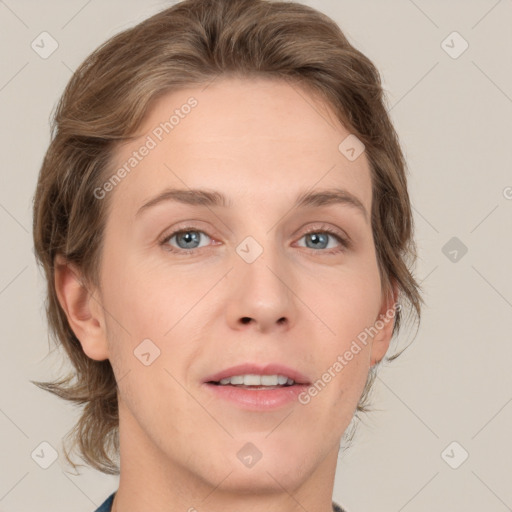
[106,76,372,215]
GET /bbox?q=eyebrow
[136,187,368,223]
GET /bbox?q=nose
[224,245,298,333]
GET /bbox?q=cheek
[101,255,211,388]
[306,263,382,349]
[299,259,381,403]
[101,251,183,332]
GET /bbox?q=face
[69,76,396,500]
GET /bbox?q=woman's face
[83,77,396,497]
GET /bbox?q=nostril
[241,317,252,324]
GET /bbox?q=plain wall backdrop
[0,1,511,511]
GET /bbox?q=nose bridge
[225,230,296,331]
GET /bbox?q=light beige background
[1,1,511,511]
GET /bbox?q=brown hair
[32,0,423,475]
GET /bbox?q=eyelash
[158,224,351,255]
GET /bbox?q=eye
[159,228,213,254]
[158,224,350,255]
[296,225,350,254]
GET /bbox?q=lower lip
[202,383,309,410]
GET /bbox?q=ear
[369,280,399,367]
[53,254,109,361]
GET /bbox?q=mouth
[202,363,311,389]
[207,374,298,390]
[202,365,311,410]
[203,374,307,412]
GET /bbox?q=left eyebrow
[136,187,369,223]
[294,188,368,223]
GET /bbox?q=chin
[222,437,317,491]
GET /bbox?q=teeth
[217,374,296,386]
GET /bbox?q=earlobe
[54,254,109,361]
[369,281,399,367]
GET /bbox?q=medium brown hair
[32,0,423,475]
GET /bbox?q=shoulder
[332,500,349,512]
[95,494,346,512]
[93,491,116,512]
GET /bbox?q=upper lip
[203,363,311,385]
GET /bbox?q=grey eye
[166,230,211,250]
[304,232,330,250]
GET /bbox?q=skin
[55,76,397,512]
